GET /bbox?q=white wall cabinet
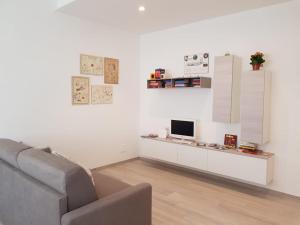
[241,70,271,145]
[213,56,241,123]
[140,137,274,185]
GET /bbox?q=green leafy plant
[250,52,266,65]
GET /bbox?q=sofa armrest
[61,183,152,225]
[92,172,131,197]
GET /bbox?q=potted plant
[250,52,266,70]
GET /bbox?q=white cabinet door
[241,71,271,144]
[207,150,268,185]
[177,146,207,171]
[139,139,159,159]
[140,139,178,164]
[213,56,233,123]
[213,56,241,123]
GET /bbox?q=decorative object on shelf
[155,68,165,79]
[239,142,257,152]
[224,134,238,149]
[148,134,158,138]
[184,53,209,75]
[72,76,90,105]
[196,142,206,147]
[150,73,155,79]
[80,54,104,75]
[250,52,265,71]
[149,69,171,80]
[158,128,169,139]
[104,58,119,84]
[91,85,113,104]
[225,52,231,56]
[208,143,218,148]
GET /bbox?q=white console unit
[139,137,274,185]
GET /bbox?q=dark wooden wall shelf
[147,77,212,89]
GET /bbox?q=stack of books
[148,80,161,88]
[239,142,257,151]
[164,80,173,88]
[192,78,201,87]
[174,79,189,87]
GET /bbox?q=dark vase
[252,64,261,71]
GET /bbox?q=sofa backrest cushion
[0,159,68,225]
[0,139,31,168]
[17,149,98,211]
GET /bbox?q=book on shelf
[174,80,189,87]
[148,80,162,88]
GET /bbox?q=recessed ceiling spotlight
[138,6,146,12]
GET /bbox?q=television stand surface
[171,138,195,145]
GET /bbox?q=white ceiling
[58,0,291,34]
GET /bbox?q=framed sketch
[184,53,209,75]
[91,85,113,104]
[104,58,119,84]
[80,54,104,75]
[72,76,90,105]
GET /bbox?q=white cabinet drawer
[207,150,271,185]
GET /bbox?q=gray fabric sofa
[0,139,152,225]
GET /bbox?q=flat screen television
[170,119,196,140]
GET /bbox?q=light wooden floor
[94,159,300,225]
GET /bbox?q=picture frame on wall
[184,53,209,76]
[104,57,119,84]
[72,76,90,105]
[80,54,104,75]
[91,85,113,104]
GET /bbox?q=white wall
[0,0,140,169]
[139,0,300,197]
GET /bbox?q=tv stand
[139,136,274,186]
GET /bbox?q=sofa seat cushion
[0,139,31,168]
[17,149,98,211]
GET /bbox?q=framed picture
[72,76,90,105]
[91,85,113,104]
[224,134,238,149]
[104,58,119,84]
[80,54,104,75]
[184,53,209,75]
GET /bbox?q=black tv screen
[171,120,194,137]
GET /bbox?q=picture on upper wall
[72,76,90,105]
[104,57,119,84]
[184,53,209,75]
[80,54,104,75]
[91,85,113,104]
